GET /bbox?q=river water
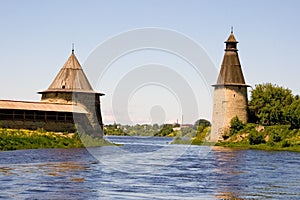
[0,136,300,199]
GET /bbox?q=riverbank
[10,122,297,153]
[215,124,300,152]
[216,142,300,152]
[171,124,300,152]
[0,128,114,151]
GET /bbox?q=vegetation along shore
[0,128,114,151]
[0,83,299,152]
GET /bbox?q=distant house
[0,49,104,137]
[181,124,193,129]
[172,124,193,131]
[172,127,181,131]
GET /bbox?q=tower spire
[225,30,238,51]
[215,31,246,85]
[72,43,75,54]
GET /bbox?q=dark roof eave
[212,83,250,87]
[38,90,105,96]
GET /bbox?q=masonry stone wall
[41,92,103,137]
[0,120,76,132]
[210,85,248,141]
[75,93,103,137]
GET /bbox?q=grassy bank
[216,124,300,152]
[0,128,114,151]
[170,123,300,152]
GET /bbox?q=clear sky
[0,0,299,125]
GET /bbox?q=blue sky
[0,0,299,124]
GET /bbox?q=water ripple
[0,136,300,199]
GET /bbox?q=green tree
[155,124,173,137]
[284,99,300,129]
[194,126,210,144]
[193,119,211,130]
[153,124,159,130]
[249,83,294,125]
[181,127,196,137]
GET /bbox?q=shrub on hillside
[248,130,265,145]
[281,140,291,148]
[230,116,245,136]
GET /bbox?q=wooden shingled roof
[214,32,249,87]
[0,100,88,113]
[39,50,103,95]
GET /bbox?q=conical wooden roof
[40,50,101,94]
[214,32,249,87]
[225,32,238,43]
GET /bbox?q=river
[0,136,300,199]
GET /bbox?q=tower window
[233,94,236,97]
[62,85,65,89]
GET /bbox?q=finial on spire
[72,43,75,54]
[231,26,234,34]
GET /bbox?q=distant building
[181,124,193,129]
[0,49,104,137]
[210,31,250,142]
[172,124,193,131]
[172,127,181,131]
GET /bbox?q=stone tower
[210,31,249,142]
[39,49,104,137]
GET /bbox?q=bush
[281,140,291,148]
[270,132,281,143]
[248,130,265,145]
[230,116,245,136]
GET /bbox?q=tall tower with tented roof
[39,49,104,137]
[210,30,249,142]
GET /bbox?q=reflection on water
[39,162,88,180]
[215,192,244,200]
[211,146,300,199]
[0,166,13,176]
[0,148,100,200]
[0,136,300,199]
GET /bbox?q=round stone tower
[38,49,104,137]
[210,30,250,142]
